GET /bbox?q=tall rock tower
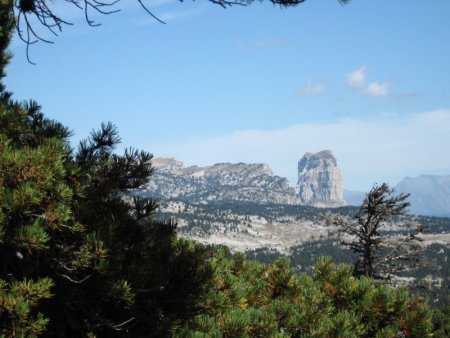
[297,150,345,207]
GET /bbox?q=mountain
[142,157,299,205]
[143,157,450,217]
[297,150,346,207]
[395,175,450,217]
[141,158,450,280]
[142,152,347,207]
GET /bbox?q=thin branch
[111,316,136,331]
[61,274,92,284]
[137,0,166,24]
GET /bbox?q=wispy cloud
[346,66,390,97]
[152,110,450,191]
[296,80,326,97]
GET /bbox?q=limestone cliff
[297,150,345,207]
[142,158,299,205]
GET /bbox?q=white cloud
[296,80,326,97]
[346,66,366,89]
[151,110,450,192]
[365,81,389,97]
[346,66,390,97]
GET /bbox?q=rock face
[142,152,347,207]
[141,158,299,205]
[297,150,345,207]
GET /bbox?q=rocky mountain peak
[297,150,345,207]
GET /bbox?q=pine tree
[0,88,78,337]
[176,251,433,337]
[0,97,213,337]
[0,0,12,87]
[323,183,431,280]
[1,4,212,334]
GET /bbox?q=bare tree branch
[11,0,351,63]
[61,273,92,284]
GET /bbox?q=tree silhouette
[324,183,432,281]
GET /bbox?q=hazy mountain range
[396,175,450,217]
[344,176,450,217]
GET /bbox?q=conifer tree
[324,183,431,280]
[1,7,80,334]
[0,89,212,337]
[1,4,212,334]
[176,251,433,337]
[0,0,13,90]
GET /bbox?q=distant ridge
[143,157,450,216]
[395,175,450,217]
[143,157,299,205]
[143,152,347,207]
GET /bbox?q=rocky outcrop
[142,158,299,205]
[142,153,347,207]
[297,150,345,207]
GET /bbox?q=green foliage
[0,278,53,337]
[0,22,213,334]
[176,254,433,337]
[0,0,13,88]
[0,100,214,336]
[432,306,450,338]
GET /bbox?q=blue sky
[5,0,450,191]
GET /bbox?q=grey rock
[143,158,299,205]
[297,150,346,207]
[144,152,348,208]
